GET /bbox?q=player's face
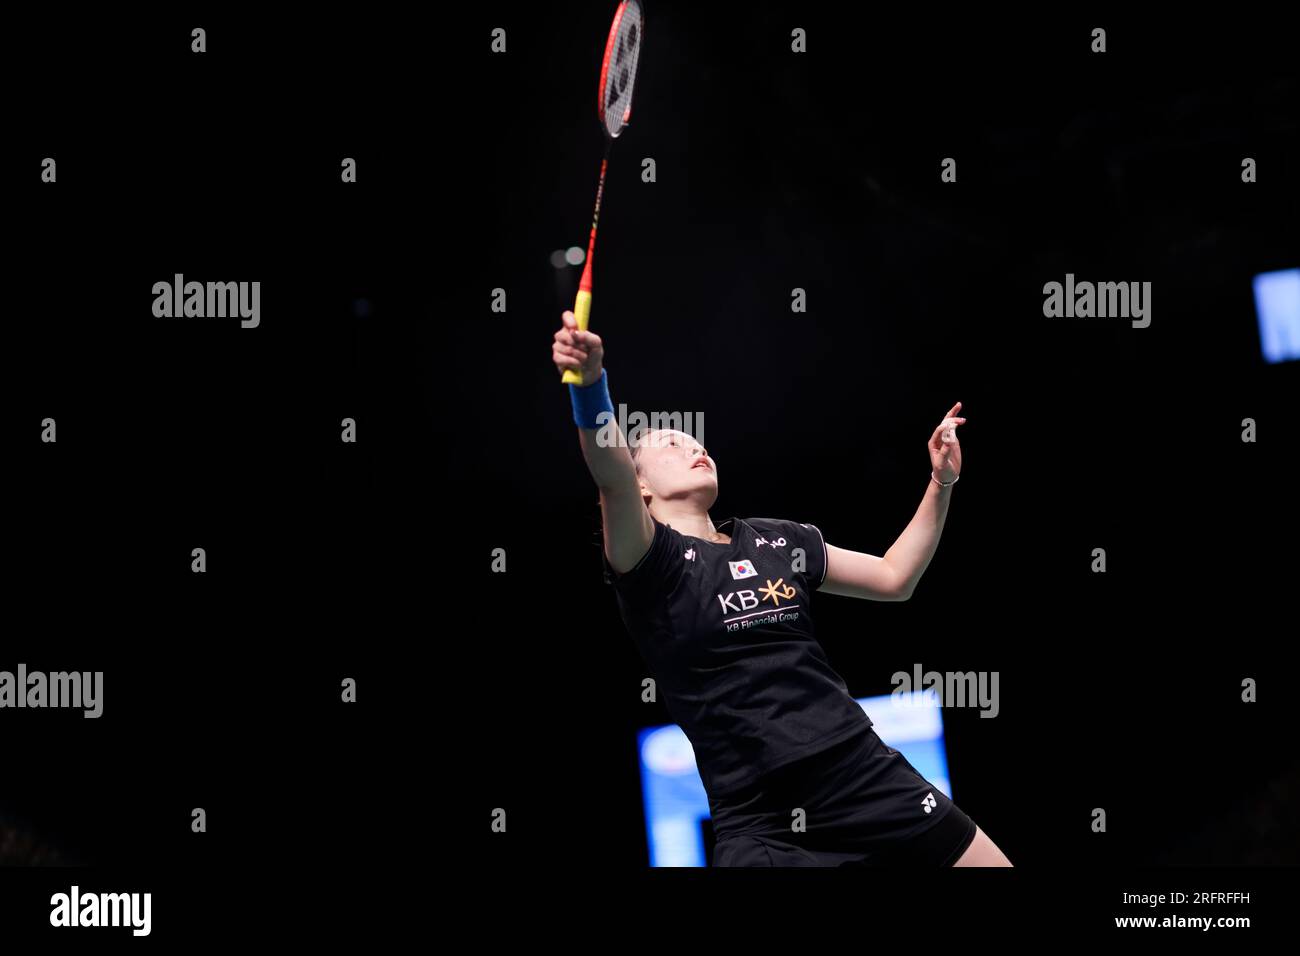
[637,429,717,505]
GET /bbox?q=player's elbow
[876,586,913,602]
[889,573,916,602]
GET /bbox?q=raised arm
[820,403,966,601]
[820,544,911,601]
[553,309,653,574]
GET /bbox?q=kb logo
[717,579,798,614]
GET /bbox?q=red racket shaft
[562,150,610,385]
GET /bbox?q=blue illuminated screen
[1253,267,1300,364]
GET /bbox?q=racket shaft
[562,156,608,385]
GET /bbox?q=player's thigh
[952,825,1012,867]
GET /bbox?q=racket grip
[560,289,593,385]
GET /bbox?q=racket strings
[601,1,644,137]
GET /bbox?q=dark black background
[4,1,1298,942]
[456,1,1299,872]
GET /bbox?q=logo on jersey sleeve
[728,559,757,580]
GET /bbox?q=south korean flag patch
[728,559,758,581]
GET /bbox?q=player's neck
[650,504,729,544]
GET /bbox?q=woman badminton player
[553,310,1012,867]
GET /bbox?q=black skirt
[708,725,978,866]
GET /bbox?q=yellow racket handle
[561,288,592,385]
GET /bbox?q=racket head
[597,0,644,138]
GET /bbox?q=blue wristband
[569,368,614,429]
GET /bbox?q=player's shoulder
[741,517,819,538]
[644,515,691,552]
[650,514,686,538]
